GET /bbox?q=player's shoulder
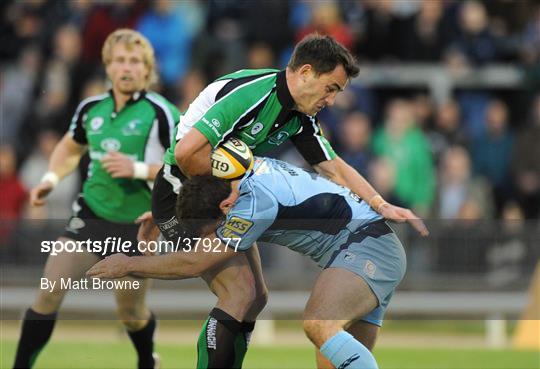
[76,92,110,110]
[216,68,279,82]
[144,91,180,116]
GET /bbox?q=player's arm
[175,74,274,176]
[31,133,87,206]
[292,116,428,236]
[101,152,163,180]
[102,98,180,180]
[174,128,213,176]
[86,233,238,280]
[314,157,429,236]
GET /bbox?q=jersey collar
[276,70,295,111]
[109,89,147,110]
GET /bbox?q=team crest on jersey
[122,119,143,135]
[268,131,290,145]
[251,122,264,135]
[89,117,104,132]
[100,138,121,152]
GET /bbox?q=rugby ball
[211,138,254,179]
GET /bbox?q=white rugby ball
[211,138,254,179]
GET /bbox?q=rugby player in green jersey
[13,29,179,369]
[142,34,427,369]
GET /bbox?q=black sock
[197,308,243,369]
[13,308,57,368]
[127,312,156,369]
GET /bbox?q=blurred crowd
[1,0,539,279]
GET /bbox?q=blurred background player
[12,29,179,369]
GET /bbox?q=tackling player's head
[287,34,359,116]
[102,29,157,94]
[175,176,239,237]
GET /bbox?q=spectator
[0,45,41,149]
[367,157,401,208]
[428,99,469,163]
[432,145,493,219]
[296,1,354,50]
[512,94,540,219]
[33,24,84,134]
[81,0,146,66]
[399,0,450,61]
[372,99,435,214]
[137,0,194,98]
[337,111,373,177]
[471,99,514,215]
[175,68,208,113]
[247,42,276,70]
[450,1,498,65]
[0,145,27,246]
[355,0,401,61]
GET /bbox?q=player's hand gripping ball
[211,138,254,180]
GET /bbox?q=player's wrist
[133,162,149,180]
[369,194,389,214]
[41,171,60,188]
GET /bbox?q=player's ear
[219,189,237,215]
[298,64,313,82]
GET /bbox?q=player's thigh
[303,267,378,346]
[304,267,378,321]
[34,237,100,312]
[245,243,268,297]
[201,252,256,320]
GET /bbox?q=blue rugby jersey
[216,157,382,264]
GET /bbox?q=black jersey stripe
[146,94,175,149]
[215,71,276,101]
[68,93,109,144]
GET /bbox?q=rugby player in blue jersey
[89,157,428,369]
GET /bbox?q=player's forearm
[126,254,201,280]
[317,157,380,203]
[147,164,163,181]
[47,134,86,180]
[175,147,212,176]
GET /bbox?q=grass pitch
[1,340,538,369]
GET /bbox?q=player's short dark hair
[288,34,359,78]
[175,175,231,237]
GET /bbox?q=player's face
[106,43,149,95]
[295,64,348,116]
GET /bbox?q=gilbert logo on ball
[211,138,254,179]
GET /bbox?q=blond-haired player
[13,29,179,369]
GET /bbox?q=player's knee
[223,272,257,309]
[251,288,269,314]
[116,305,147,330]
[303,320,341,348]
[33,286,65,313]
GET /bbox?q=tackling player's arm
[174,128,213,176]
[30,133,87,206]
[86,233,237,279]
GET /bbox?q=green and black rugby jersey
[163,69,336,167]
[69,90,180,223]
